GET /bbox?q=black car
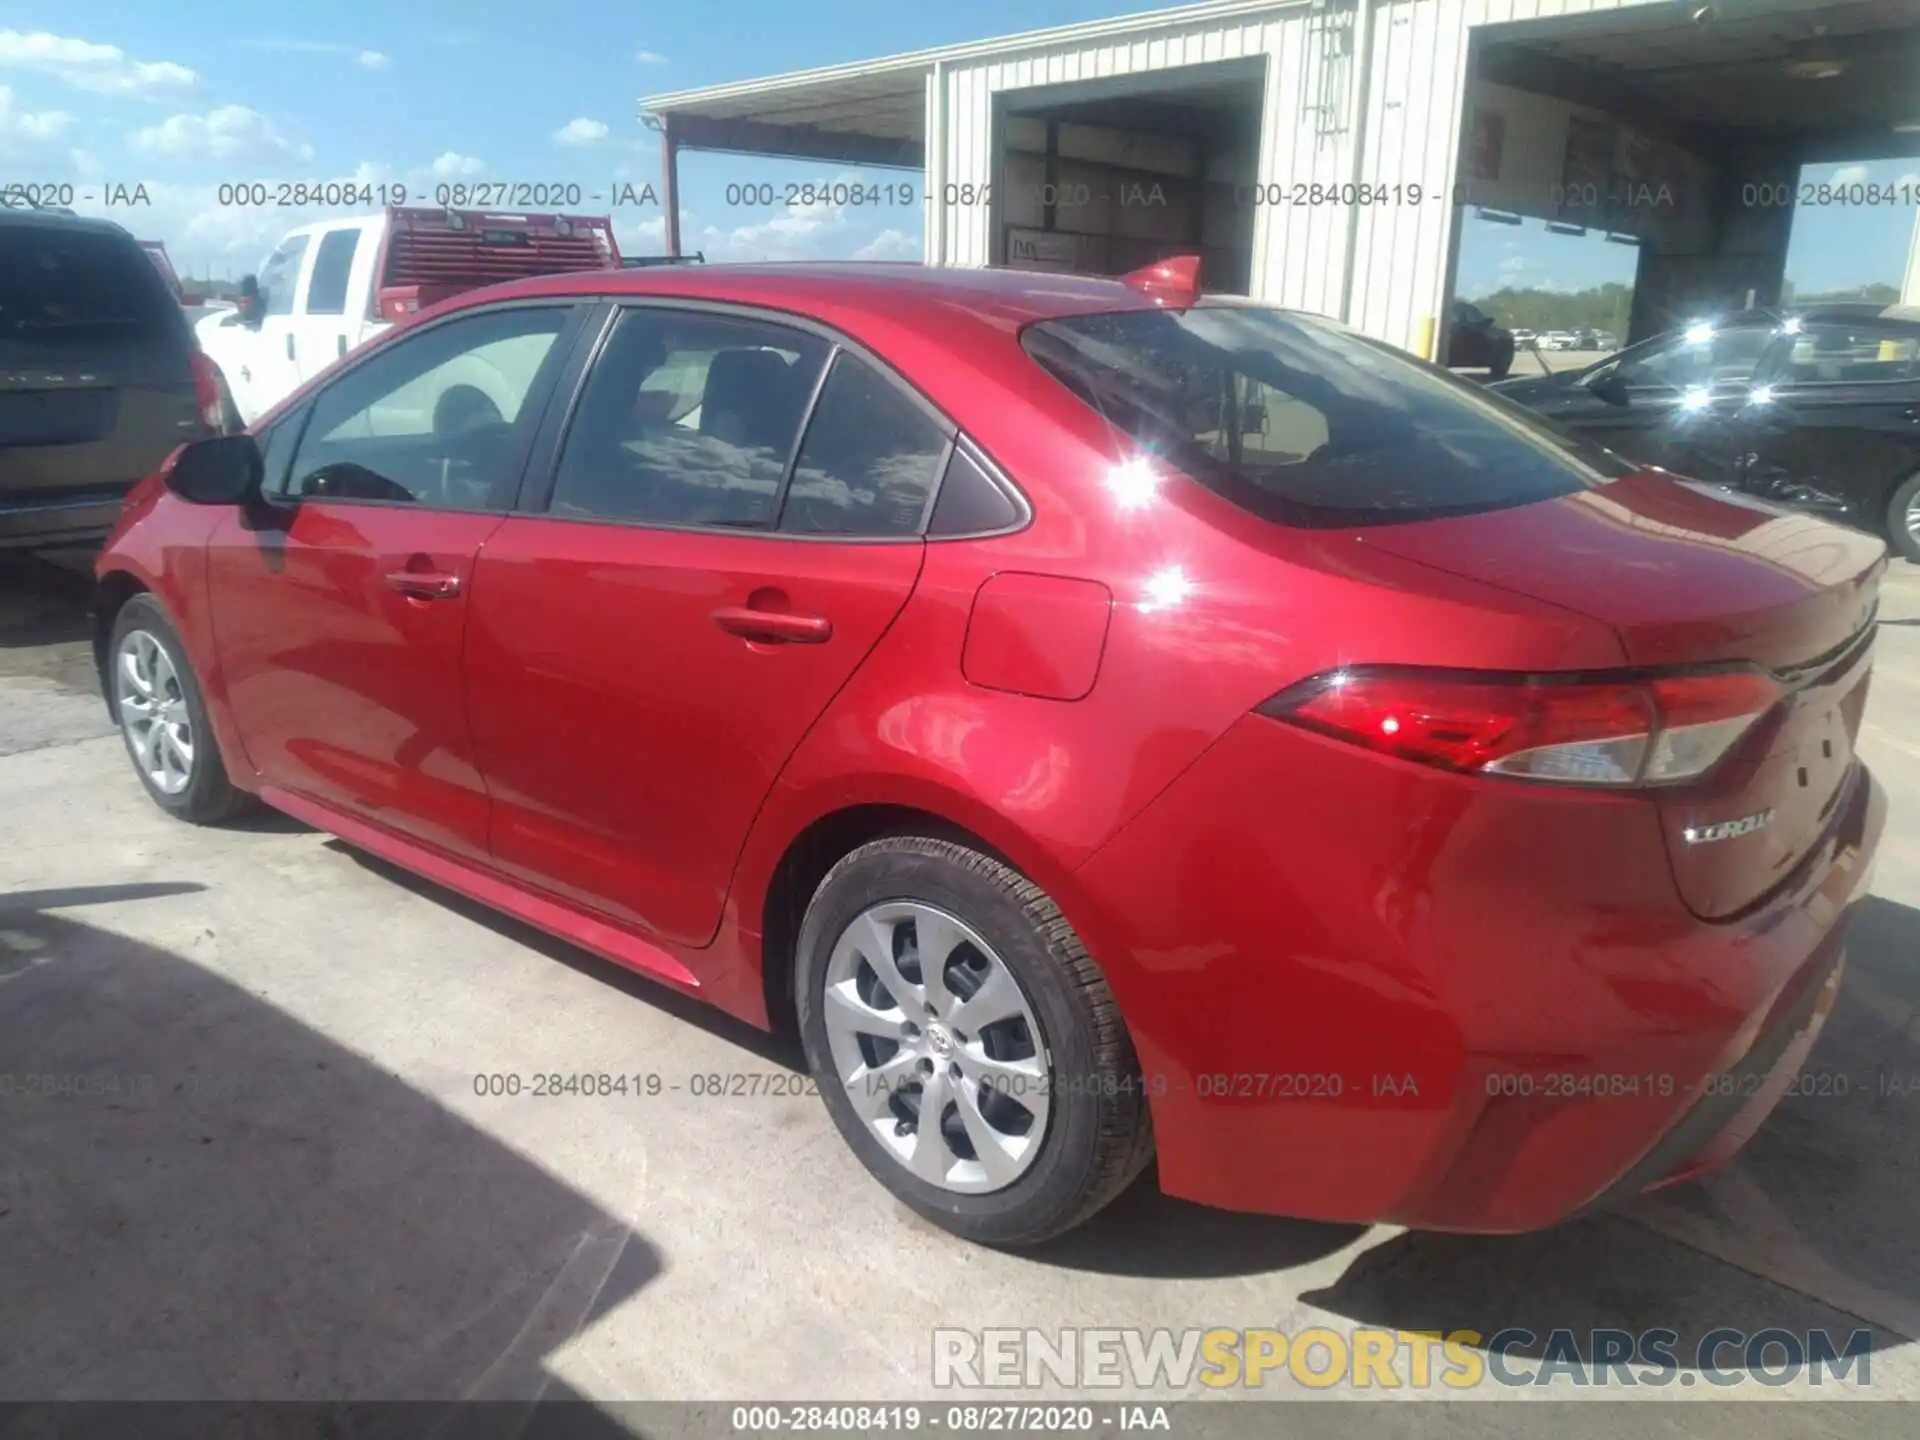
[1445,298,1515,378]
[1490,303,1920,561]
[1,204,219,552]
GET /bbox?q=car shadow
[327,841,805,1073]
[1296,893,1920,1372]
[0,883,664,1408]
[0,551,94,652]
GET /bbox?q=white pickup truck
[197,206,621,428]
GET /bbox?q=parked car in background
[197,206,621,429]
[1444,298,1514,377]
[1,207,221,551]
[1491,303,1920,560]
[96,257,1884,1246]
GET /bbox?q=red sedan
[94,257,1887,1245]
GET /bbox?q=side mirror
[1587,371,1631,407]
[163,435,262,506]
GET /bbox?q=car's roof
[0,206,139,241]
[464,261,1172,327]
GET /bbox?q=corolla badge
[1683,809,1774,845]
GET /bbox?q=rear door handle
[385,571,462,600]
[337,334,349,359]
[712,605,832,644]
[286,333,296,361]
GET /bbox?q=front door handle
[712,605,832,644]
[385,570,462,600]
[286,333,296,361]
[337,334,349,359]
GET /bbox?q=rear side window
[549,308,828,529]
[1023,305,1633,527]
[304,229,361,317]
[1781,324,1920,385]
[0,226,177,348]
[781,355,950,536]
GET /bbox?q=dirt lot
[2,546,1918,1426]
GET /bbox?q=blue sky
[3,1,1914,300]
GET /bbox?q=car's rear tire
[108,594,253,824]
[796,835,1154,1246]
[1887,473,1920,563]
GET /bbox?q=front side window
[781,355,949,536]
[549,308,828,528]
[283,306,569,509]
[1023,304,1632,527]
[1603,325,1772,392]
[260,236,309,318]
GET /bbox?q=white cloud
[853,228,920,261]
[0,84,74,153]
[683,177,926,263]
[636,50,668,64]
[356,51,391,71]
[430,151,485,179]
[1829,164,1871,186]
[553,117,609,147]
[0,30,196,99]
[131,106,313,164]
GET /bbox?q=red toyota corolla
[94,258,1886,1246]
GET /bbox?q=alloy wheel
[1906,489,1920,546]
[116,629,194,796]
[821,900,1052,1193]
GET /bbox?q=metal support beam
[660,114,682,259]
[663,113,924,170]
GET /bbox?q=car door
[204,301,586,861]
[1741,319,1920,531]
[293,224,371,381]
[463,304,950,946]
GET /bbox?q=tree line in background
[1467,281,1902,336]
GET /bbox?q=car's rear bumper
[1070,714,1884,1232]
[0,485,134,550]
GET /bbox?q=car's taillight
[189,351,223,431]
[1258,667,1780,788]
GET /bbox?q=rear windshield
[1022,304,1636,527]
[0,226,179,349]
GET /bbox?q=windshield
[1022,304,1637,527]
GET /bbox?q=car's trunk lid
[1361,470,1885,918]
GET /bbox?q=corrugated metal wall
[929,0,1671,355]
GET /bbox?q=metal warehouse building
[641,0,1920,360]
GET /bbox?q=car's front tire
[1887,473,1920,563]
[109,594,253,824]
[796,835,1154,1246]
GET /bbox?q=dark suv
[1,205,219,551]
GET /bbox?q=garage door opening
[1443,0,1920,366]
[1454,212,1638,379]
[989,58,1265,296]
